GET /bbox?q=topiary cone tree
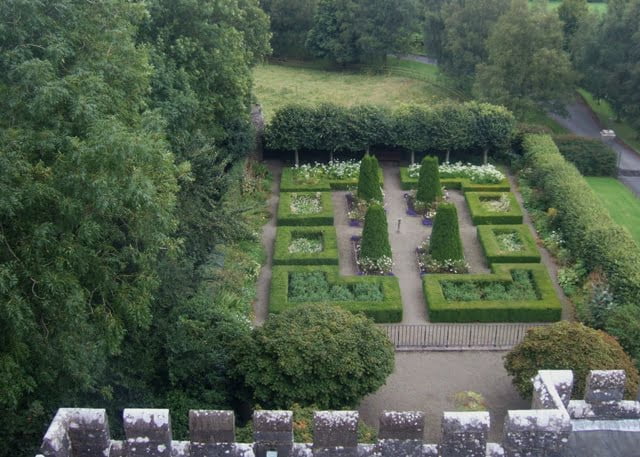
[357,154,383,201]
[416,155,442,205]
[429,203,463,261]
[360,203,391,261]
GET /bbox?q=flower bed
[269,265,402,322]
[399,167,511,192]
[277,192,334,226]
[423,263,561,322]
[273,226,339,266]
[351,236,394,275]
[408,162,505,184]
[477,225,540,264]
[280,162,383,191]
[416,240,469,274]
[465,191,523,225]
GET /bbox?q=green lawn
[253,58,459,121]
[586,177,640,245]
[578,88,640,153]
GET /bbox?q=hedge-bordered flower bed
[423,263,561,322]
[277,192,334,226]
[465,191,523,225]
[399,167,511,192]
[280,166,383,192]
[269,265,402,323]
[273,226,339,266]
[477,225,541,264]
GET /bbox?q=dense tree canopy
[262,0,317,58]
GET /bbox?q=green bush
[236,304,395,409]
[522,134,640,306]
[269,266,403,322]
[465,192,523,225]
[553,135,616,176]
[477,225,541,264]
[357,154,383,201]
[416,156,442,204]
[606,304,640,371]
[273,227,339,265]
[429,203,463,261]
[277,192,334,226]
[360,204,391,261]
[424,264,561,322]
[504,322,639,399]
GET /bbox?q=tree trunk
[411,150,415,165]
[330,151,334,162]
[445,150,450,164]
[295,149,299,167]
[483,148,488,165]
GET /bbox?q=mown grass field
[253,57,460,121]
[586,177,640,245]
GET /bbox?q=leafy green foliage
[474,0,576,115]
[288,272,384,302]
[261,0,317,58]
[429,203,463,261]
[416,156,442,204]
[553,135,616,176]
[236,304,395,408]
[442,270,538,301]
[504,322,639,399]
[360,204,392,261]
[357,154,383,201]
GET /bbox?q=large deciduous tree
[474,0,576,116]
[261,0,318,58]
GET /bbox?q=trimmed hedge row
[277,192,334,226]
[269,266,403,323]
[553,135,616,177]
[523,134,640,305]
[280,167,383,192]
[399,167,511,192]
[273,227,339,266]
[265,102,515,159]
[465,192,523,225]
[424,264,561,322]
[477,225,541,264]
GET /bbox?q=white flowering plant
[416,240,468,274]
[358,255,394,275]
[408,162,505,184]
[288,237,323,254]
[481,193,511,212]
[293,159,361,183]
[290,192,322,214]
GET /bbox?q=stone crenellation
[36,370,640,457]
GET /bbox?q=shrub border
[477,225,541,264]
[273,226,339,266]
[423,263,561,323]
[277,192,334,226]
[280,167,384,192]
[269,265,402,323]
[465,192,523,225]
[399,167,511,192]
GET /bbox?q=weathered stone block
[378,411,424,440]
[189,410,235,443]
[67,409,111,457]
[123,409,172,457]
[313,411,358,457]
[502,410,571,457]
[585,370,626,404]
[254,411,293,457]
[439,412,489,457]
[40,409,72,457]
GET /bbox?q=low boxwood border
[280,167,384,192]
[269,265,402,323]
[399,167,510,192]
[465,192,523,225]
[273,226,339,266]
[423,263,561,323]
[277,192,334,226]
[477,225,541,264]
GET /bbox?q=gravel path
[358,351,528,442]
[253,161,282,325]
[448,190,490,274]
[332,191,360,276]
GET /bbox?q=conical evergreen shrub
[429,203,463,261]
[360,203,391,261]
[416,155,442,204]
[357,154,383,201]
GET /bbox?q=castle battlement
[37,370,640,457]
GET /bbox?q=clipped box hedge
[399,167,511,192]
[269,265,402,323]
[465,192,523,225]
[477,225,541,264]
[523,134,640,305]
[273,226,339,266]
[280,167,383,192]
[423,263,561,323]
[277,192,334,226]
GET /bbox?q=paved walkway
[382,165,429,323]
[253,161,282,325]
[448,190,490,274]
[550,97,640,196]
[332,191,360,276]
